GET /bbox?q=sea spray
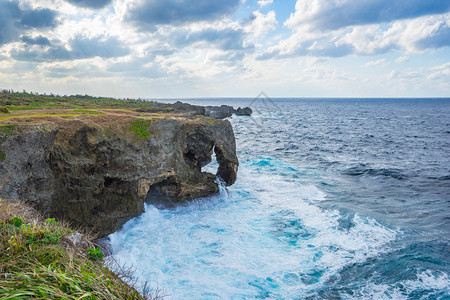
[108,160,399,298]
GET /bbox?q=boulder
[234,107,252,116]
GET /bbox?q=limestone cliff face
[0,118,238,237]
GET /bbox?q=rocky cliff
[0,112,238,237]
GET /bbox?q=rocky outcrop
[205,105,253,118]
[134,101,252,119]
[0,118,238,237]
[234,107,253,116]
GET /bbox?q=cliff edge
[0,94,241,237]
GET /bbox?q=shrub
[45,218,59,225]
[10,216,23,227]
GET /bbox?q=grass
[71,110,105,115]
[0,199,164,300]
[6,106,42,111]
[206,118,219,125]
[0,113,87,121]
[0,124,16,136]
[130,119,152,139]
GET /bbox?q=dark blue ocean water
[109,98,450,299]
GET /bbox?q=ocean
[108,98,450,299]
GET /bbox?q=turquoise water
[108,99,450,299]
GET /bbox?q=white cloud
[1,0,449,97]
[364,59,388,67]
[243,10,277,37]
[428,62,450,80]
[259,12,450,60]
[396,56,408,63]
[285,0,450,32]
[257,0,273,8]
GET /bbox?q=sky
[0,0,449,98]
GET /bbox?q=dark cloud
[126,0,240,31]
[240,12,257,26]
[64,0,112,9]
[20,8,57,28]
[11,35,129,61]
[173,28,251,51]
[415,23,450,50]
[0,1,21,45]
[10,44,70,62]
[290,0,450,31]
[0,0,58,45]
[21,35,51,46]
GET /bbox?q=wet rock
[235,107,253,116]
[205,105,253,119]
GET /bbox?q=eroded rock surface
[0,117,238,237]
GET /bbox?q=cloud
[43,63,105,79]
[0,0,22,45]
[259,12,450,60]
[69,35,130,59]
[396,56,408,63]
[125,0,240,31]
[10,43,70,61]
[257,0,273,8]
[65,0,112,9]
[0,0,58,45]
[285,0,450,31]
[257,33,354,59]
[20,8,57,28]
[11,35,129,61]
[414,22,450,50]
[364,59,387,67]
[21,35,51,46]
[208,51,245,62]
[172,28,251,51]
[342,14,450,53]
[243,10,277,37]
[427,62,450,80]
[107,57,167,78]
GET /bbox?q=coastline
[0,90,251,298]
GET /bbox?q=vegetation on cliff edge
[0,89,156,110]
[0,199,163,299]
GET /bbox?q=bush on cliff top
[0,199,163,300]
[0,90,155,110]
